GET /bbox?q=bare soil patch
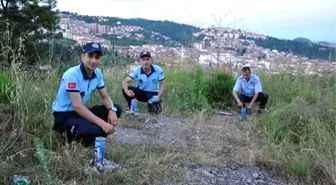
[108,111,289,185]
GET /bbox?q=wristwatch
[109,106,117,112]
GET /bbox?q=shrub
[204,70,235,109]
[164,66,236,113]
[163,65,212,114]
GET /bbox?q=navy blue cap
[83,42,103,55]
[140,51,151,58]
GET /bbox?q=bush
[0,74,14,103]
[163,65,212,114]
[163,66,236,114]
[204,70,235,109]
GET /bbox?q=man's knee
[260,92,269,100]
[114,103,123,118]
[122,86,136,95]
[66,117,107,146]
[89,104,123,120]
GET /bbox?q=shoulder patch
[68,82,77,89]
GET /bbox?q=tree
[0,0,59,66]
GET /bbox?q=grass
[0,57,335,184]
[253,71,336,184]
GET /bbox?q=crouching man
[51,42,122,169]
[232,66,269,113]
[122,51,166,114]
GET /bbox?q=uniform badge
[92,43,99,48]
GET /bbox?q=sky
[57,0,336,42]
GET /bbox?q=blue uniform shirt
[51,63,105,112]
[233,74,263,97]
[129,64,165,92]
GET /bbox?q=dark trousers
[52,104,122,147]
[236,92,269,109]
[122,86,162,114]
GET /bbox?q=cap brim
[86,49,103,55]
[140,54,151,58]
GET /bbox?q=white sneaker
[102,158,119,172]
[89,158,118,173]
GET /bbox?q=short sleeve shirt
[233,74,262,97]
[128,64,165,92]
[51,63,105,112]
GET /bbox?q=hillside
[250,36,335,62]
[60,11,200,46]
[59,11,335,62]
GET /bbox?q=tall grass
[254,72,336,184]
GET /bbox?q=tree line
[247,36,336,62]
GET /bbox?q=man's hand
[108,111,118,127]
[101,122,115,134]
[126,90,135,97]
[237,101,244,107]
[247,103,253,110]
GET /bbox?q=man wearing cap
[122,51,166,114]
[51,42,123,148]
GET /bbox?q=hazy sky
[57,0,336,42]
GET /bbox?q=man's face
[140,56,151,69]
[81,52,101,71]
[242,71,251,80]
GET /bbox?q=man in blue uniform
[232,66,269,112]
[51,42,122,148]
[121,51,166,114]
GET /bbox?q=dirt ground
[108,110,289,185]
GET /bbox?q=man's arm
[250,92,259,105]
[157,67,165,97]
[158,79,165,97]
[122,76,133,92]
[96,69,114,109]
[69,92,106,128]
[232,91,241,103]
[232,79,241,103]
[98,87,114,110]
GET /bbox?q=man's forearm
[250,93,259,104]
[103,96,114,110]
[122,80,129,92]
[158,81,165,97]
[232,91,241,102]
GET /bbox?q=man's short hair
[242,66,251,73]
